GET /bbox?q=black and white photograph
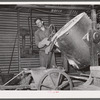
[0,2,100,97]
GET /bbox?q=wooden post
[22,35,25,57]
[48,15,51,26]
[90,6,98,66]
[29,9,33,55]
[17,8,21,72]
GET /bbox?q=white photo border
[0,1,100,99]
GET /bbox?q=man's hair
[34,17,43,24]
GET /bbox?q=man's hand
[38,37,50,48]
[41,37,50,46]
[42,37,48,43]
[45,40,50,46]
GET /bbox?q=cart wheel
[38,69,73,90]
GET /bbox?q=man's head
[34,18,44,28]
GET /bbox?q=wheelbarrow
[0,67,72,90]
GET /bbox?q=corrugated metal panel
[0,10,18,74]
[20,58,40,68]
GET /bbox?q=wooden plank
[73,84,100,90]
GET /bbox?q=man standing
[34,18,56,68]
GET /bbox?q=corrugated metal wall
[0,10,18,74]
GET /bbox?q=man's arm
[38,38,50,48]
[35,33,50,48]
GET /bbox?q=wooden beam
[29,9,33,55]
[16,5,91,10]
[90,6,98,66]
[0,85,36,90]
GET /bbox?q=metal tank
[52,12,92,70]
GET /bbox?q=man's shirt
[35,26,51,51]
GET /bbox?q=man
[34,18,56,68]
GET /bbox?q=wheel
[38,69,73,90]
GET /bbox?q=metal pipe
[17,8,21,72]
[8,31,18,74]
